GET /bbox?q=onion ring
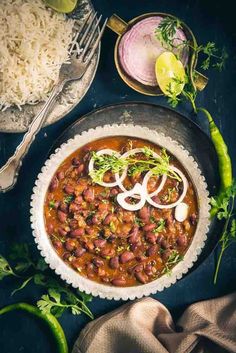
[146,166,188,209]
[116,183,146,211]
[88,149,124,187]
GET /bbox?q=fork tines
[70,11,107,63]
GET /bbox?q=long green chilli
[197,107,233,216]
[0,303,68,353]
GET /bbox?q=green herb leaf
[0,255,16,280]
[64,195,74,204]
[154,219,166,233]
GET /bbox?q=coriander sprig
[210,181,236,283]
[161,250,184,276]
[0,244,93,319]
[155,16,228,72]
[90,147,181,184]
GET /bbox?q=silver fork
[0,13,107,193]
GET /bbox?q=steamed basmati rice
[0,0,74,110]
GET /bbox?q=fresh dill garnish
[161,250,184,276]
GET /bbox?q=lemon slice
[155,52,186,97]
[44,0,77,13]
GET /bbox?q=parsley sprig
[0,244,93,319]
[210,181,236,283]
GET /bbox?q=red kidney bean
[49,176,59,192]
[162,249,172,261]
[74,247,86,257]
[65,239,77,251]
[100,247,115,258]
[190,213,197,225]
[57,171,64,181]
[103,213,113,225]
[85,226,94,235]
[92,215,100,225]
[156,234,164,245]
[83,188,94,202]
[63,252,71,261]
[161,239,169,249]
[69,219,78,230]
[110,188,119,196]
[64,185,74,195]
[111,278,127,286]
[47,223,54,234]
[145,232,157,244]
[152,196,161,204]
[144,264,156,276]
[70,228,84,237]
[166,214,174,227]
[136,255,146,262]
[74,195,83,204]
[69,203,80,213]
[143,223,156,232]
[85,241,95,253]
[86,263,95,277]
[139,206,150,219]
[146,245,158,257]
[109,256,119,269]
[135,271,148,284]
[130,243,138,252]
[176,234,187,247]
[76,164,84,174]
[58,227,68,236]
[128,234,139,245]
[120,251,135,264]
[53,240,63,251]
[59,202,69,213]
[92,257,104,267]
[94,239,106,248]
[72,157,80,166]
[57,210,67,223]
[133,264,143,273]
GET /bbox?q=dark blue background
[0,0,236,352]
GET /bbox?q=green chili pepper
[197,107,233,217]
[0,303,68,353]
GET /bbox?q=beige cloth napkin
[73,293,236,353]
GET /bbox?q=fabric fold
[73,293,236,353]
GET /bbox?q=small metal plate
[49,102,221,273]
[0,0,99,133]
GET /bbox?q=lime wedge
[44,0,77,13]
[155,52,186,97]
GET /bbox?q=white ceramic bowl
[30,124,210,300]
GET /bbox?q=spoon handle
[0,82,64,193]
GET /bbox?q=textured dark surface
[0,0,236,352]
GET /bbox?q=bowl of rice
[0,0,99,132]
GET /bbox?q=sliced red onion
[88,149,123,187]
[116,183,146,211]
[118,16,189,87]
[146,166,188,209]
